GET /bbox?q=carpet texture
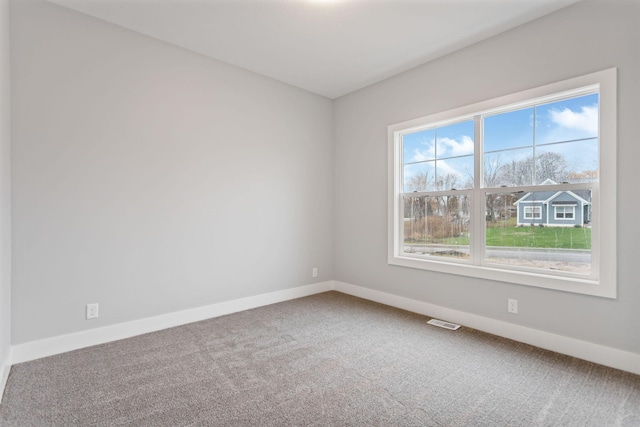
[1,291,639,426]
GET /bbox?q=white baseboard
[0,347,11,400]
[6,278,639,390]
[10,281,334,365]
[333,281,640,376]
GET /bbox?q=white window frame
[524,206,542,220]
[388,68,616,298]
[554,205,576,220]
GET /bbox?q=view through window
[389,69,616,297]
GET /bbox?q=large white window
[388,69,616,298]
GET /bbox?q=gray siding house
[514,183,591,227]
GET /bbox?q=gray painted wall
[334,0,640,354]
[8,0,640,359]
[11,0,334,343]
[1,0,11,366]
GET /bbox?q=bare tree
[407,171,429,192]
[484,155,503,221]
[568,169,599,183]
[404,171,430,242]
[535,152,568,183]
[436,172,459,192]
[495,151,569,186]
[499,158,532,187]
[484,154,503,188]
[483,151,569,221]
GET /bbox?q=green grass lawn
[485,225,591,249]
[432,225,591,249]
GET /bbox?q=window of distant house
[524,206,542,220]
[555,206,575,220]
[388,69,617,298]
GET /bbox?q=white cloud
[439,135,474,157]
[407,135,473,163]
[549,105,598,135]
[407,136,435,162]
[436,159,457,177]
[411,144,435,162]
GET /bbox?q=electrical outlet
[86,303,99,320]
[507,298,518,314]
[312,267,318,278]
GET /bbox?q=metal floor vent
[427,319,461,330]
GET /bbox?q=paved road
[403,245,590,264]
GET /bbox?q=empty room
[1,0,639,425]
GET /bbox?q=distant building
[514,179,591,227]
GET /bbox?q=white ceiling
[48,0,580,99]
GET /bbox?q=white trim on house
[524,205,542,219]
[515,189,591,227]
[554,205,576,220]
[558,190,589,205]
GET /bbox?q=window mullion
[396,134,405,259]
[472,115,484,266]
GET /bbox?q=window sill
[388,254,615,299]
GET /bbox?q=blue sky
[403,93,599,191]
[484,93,599,152]
[403,120,474,191]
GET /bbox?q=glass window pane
[536,139,598,184]
[536,93,599,145]
[484,107,534,153]
[485,190,592,275]
[403,129,435,163]
[484,148,534,187]
[554,205,576,220]
[435,120,474,159]
[403,194,470,260]
[436,156,473,190]
[404,161,435,192]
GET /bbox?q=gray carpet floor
[1,291,639,426]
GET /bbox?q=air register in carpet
[427,319,461,330]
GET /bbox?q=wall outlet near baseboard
[507,298,518,314]
[312,267,318,278]
[86,303,99,320]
